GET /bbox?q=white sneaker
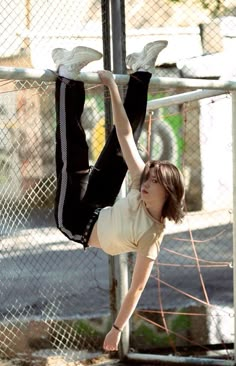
[52,46,102,79]
[126,40,168,73]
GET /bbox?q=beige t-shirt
[97,176,165,260]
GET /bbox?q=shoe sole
[52,46,102,67]
[143,40,168,58]
[126,40,168,71]
[145,40,168,51]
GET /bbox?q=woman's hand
[103,327,121,352]
[98,70,116,87]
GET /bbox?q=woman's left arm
[103,252,155,351]
[98,70,145,180]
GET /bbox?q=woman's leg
[82,71,151,207]
[54,76,95,242]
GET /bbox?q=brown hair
[140,160,185,223]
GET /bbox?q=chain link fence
[0,0,234,364]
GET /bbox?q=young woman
[52,41,185,352]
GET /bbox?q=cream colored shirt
[97,176,165,260]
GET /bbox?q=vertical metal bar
[101,0,118,329]
[111,0,126,74]
[101,0,113,138]
[110,0,129,358]
[231,91,236,363]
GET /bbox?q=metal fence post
[101,0,113,139]
[231,91,236,365]
[101,0,119,333]
[110,0,129,358]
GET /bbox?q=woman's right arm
[98,70,145,179]
[103,251,155,351]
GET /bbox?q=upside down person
[52,40,185,352]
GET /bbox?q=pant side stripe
[57,81,82,242]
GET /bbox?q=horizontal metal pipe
[0,66,236,90]
[0,67,230,112]
[126,352,234,365]
[147,89,226,110]
[0,67,56,82]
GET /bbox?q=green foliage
[132,311,191,350]
[134,323,171,347]
[172,313,191,333]
[73,319,102,337]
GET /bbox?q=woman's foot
[126,40,168,73]
[52,46,102,80]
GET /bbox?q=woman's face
[140,167,166,204]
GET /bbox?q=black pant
[54,72,151,246]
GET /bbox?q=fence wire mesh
[130,91,233,361]
[0,78,111,361]
[0,0,234,364]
